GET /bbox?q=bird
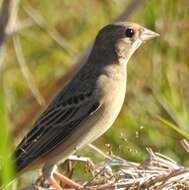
[14,22,159,190]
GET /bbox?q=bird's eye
[125,28,135,38]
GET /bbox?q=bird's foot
[43,164,83,190]
[53,170,83,189]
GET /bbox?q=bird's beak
[140,28,159,41]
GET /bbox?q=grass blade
[157,116,189,141]
[0,77,15,189]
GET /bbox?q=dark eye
[125,28,135,38]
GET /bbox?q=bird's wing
[15,89,101,171]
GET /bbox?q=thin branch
[0,0,10,44]
[7,18,35,34]
[180,139,189,155]
[8,0,45,106]
[88,144,112,160]
[13,34,45,106]
[0,0,11,70]
[0,1,35,71]
[24,5,77,57]
[7,0,19,33]
[0,43,6,70]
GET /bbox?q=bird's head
[93,22,159,65]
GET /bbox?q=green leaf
[157,116,189,141]
[0,77,15,190]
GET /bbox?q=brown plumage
[15,22,159,189]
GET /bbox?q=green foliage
[158,116,189,142]
[0,77,15,189]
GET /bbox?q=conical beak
[140,28,159,41]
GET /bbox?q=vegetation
[0,0,189,189]
[0,78,14,189]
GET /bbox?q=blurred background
[1,0,189,188]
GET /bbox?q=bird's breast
[95,65,127,132]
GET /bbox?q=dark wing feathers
[15,91,101,172]
[25,114,86,164]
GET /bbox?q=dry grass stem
[24,5,77,57]
[20,148,189,190]
[13,34,45,106]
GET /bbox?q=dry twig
[0,0,10,70]
[24,5,77,57]
[13,34,45,106]
[20,149,189,190]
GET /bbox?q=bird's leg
[47,176,63,190]
[53,170,83,189]
[43,164,83,190]
[43,164,63,190]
